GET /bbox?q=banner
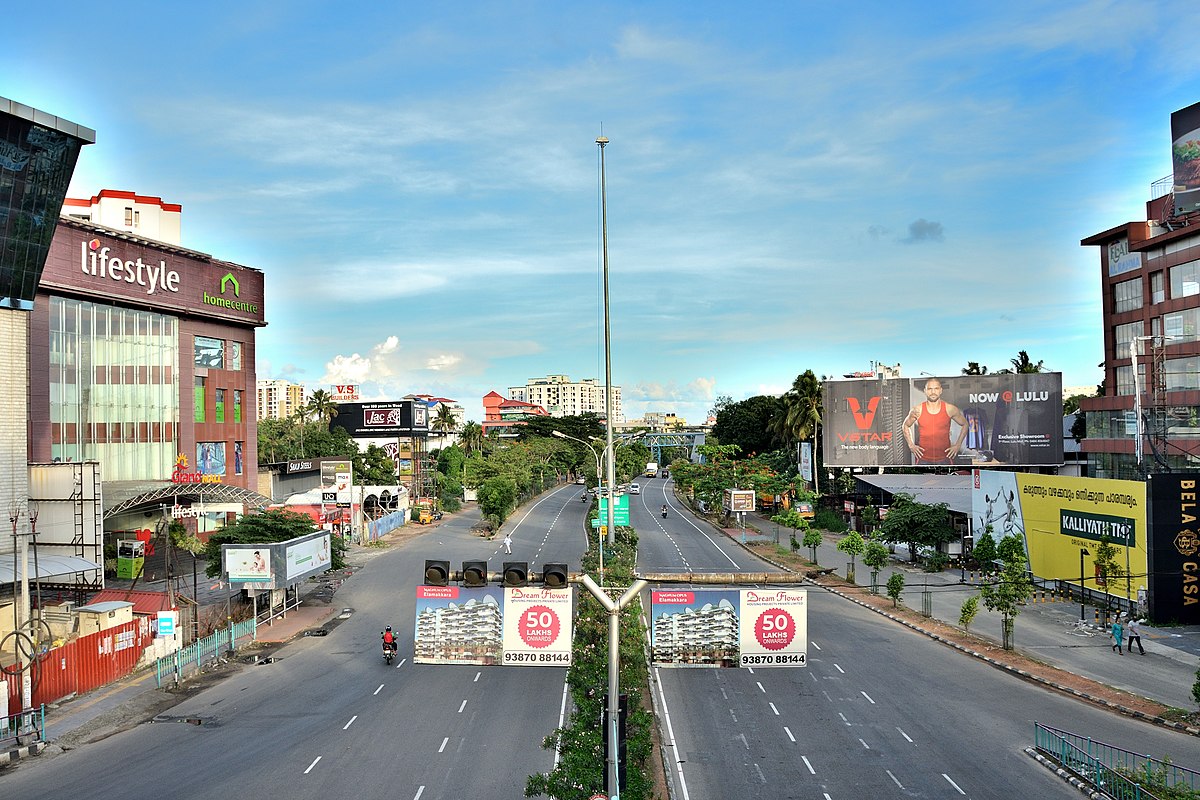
[972,471,1146,603]
[414,585,574,666]
[1147,473,1200,624]
[650,589,808,668]
[823,373,1063,468]
[501,587,573,666]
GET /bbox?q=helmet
[385,626,392,631]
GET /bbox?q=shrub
[814,507,847,532]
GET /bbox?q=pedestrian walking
[1126,617,1145,655]
[1111,616,1124,654]
[503,533,512,554]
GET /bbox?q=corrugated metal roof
[89,588,172,615]
[0,553,101,583]
[855,473,974,514]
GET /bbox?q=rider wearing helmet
[381,626,396,652]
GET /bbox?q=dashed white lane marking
[768,702,780,716]
[457,700,467,713]
[801,755,816,774]
[897,727,913,743]
[833,663,845,674]
[343,715,357,730]
[412,787,425,800]
[812,641,821,650]
[838,712,849,725]
[756,681,766,693]
[474,671,481,682]
[304,756,321,774]
[784,726,796,742]
[654,667,692,800]
[886,770,904,789]
[753,763,766,783]
[943,774,966,794]
[861,690,876,704]
[374,685,385,696]
[859,737,870,749]
[438,737,449,753]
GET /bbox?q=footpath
[720,512,1200,728]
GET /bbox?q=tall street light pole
[597,135,616,547]
[551,430,605,584]
[1079,547,1090,622]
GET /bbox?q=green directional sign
[595,494,630,526]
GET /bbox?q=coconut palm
[961,361,989,375]
[305,389,339,428]
[431,404,458,448]
[459,420,485,456]
[771,370,823,447]
[1008,350,1044,373]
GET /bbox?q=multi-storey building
[257,379,308,421]
[1079,102,1200,479]
[62,189,182,245]
[481,391,548,435]
[508,374,623,422]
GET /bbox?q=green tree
[863,540,890,593]
[771,509,809,550]
[710,395,779,457]
[972,528,998,573]
[836,530,866,582]
[998,350,1044,374]
[877,493,955,564]
[802,528,824,563]
[978,533,1033,649]
[961,361,989,375]
[959,595,980,633]
[477,476,518,529]
[769,370,823,450]
[1092,535,1128,615]
[305,389,339,427]
[886,572,905,607]
[354,442,399,485]
[459,420,485,456]
[430,404,458,448]
[202,509,345,577]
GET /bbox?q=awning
[854,473,974,514]
[0,553,102,584]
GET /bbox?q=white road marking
[886,769,904,788]
[834,663,845,674]
[654,668,692,800]
[753,763,766,783]
[838,712,849,725]
[729,709,738,723]
[457,700,467,713]
[943,774,966,794]
[720,687,728,700]
[343,715,356,730]
[373,684,385,696]
[896,727,913,743]
[474,671,481,682]
[769,702,780,716]
[756,681,766,693]
[554,678,569,766]
[784,726,795,742]
[396,658,407,668]
[746,667,755,675]
[860,690,875,704]
[812,641,821,651]
[801,755,816,775]
[438,737,449,753]
[413,787,425,800]
[304,756,321,774]
[859,738,869,750]
[738,733,749,749]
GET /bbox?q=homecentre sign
[203,273,258,315]
[1060,509,1136,547]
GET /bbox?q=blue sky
[6,1,1197,424]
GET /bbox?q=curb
[0,740,45,766]
[1024,747,1108,799]
[718,525,1200,738]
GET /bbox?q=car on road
[576,477,586,485]
[630,483,641,494]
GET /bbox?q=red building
[481,390,548,435]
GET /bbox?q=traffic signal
[424,559,450,586]
[462,560,488,587]
[502,561,528,587]
[542,563,569,589]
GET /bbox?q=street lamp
[1079,547,1090,622]
[551,430,601,487]
[552,430,606,586]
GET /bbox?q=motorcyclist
[381,626,397,654]
[661,504,668,517]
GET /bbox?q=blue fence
[366,510,406,543]
[0,705,43,744]
[154,618,257,688]
[1035,721,1198,799]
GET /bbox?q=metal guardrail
[0,705,44,744]
[1035,721,1199,799]
[154,618,257,687]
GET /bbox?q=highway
[636,477,1200,799]
[1,483,590,800]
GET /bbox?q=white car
[630,483,641,494]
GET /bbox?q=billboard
[972,471,1146,604]
[331,400,430,437]
[1171,101,1200,217]
[823,373,1063,468]
[414,585,574,666]
[650,589,808,668]
[1147,473,1200,624]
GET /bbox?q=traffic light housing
[462,560,488,587]
[424,559,450,586]
[542,563,569,589]
[502,561,528,587]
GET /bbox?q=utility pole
[597,135,616,547]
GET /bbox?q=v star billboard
[823,373,1063,468]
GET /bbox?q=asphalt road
[2,483,590,800]
[639,478,1200,800]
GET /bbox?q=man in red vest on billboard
[902,377,968,465]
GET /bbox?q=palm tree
[772,370,823,447]
[431,404,458,448]
[459,421,484,456]
[1008,350,1044,374]
[305,389,339,428]
[961,361,989,375]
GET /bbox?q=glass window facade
[1164,308,1200,343]
[1113,278,1143,313]
[229,341,242,371]
[1114,321,1142,350]
[1165,356,1200,391]
[49,296,178,478]
[1169,260,1200,300]
[194,376,205,423]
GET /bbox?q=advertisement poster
[225,547,272,582]
[972,470,1146,603]
[1147,473,1200,624]
[651,590,740,666]
[823,373,1063,468]
[501,587,574,666]
[738,589,808,667]
[414,586,503,665]
[285,534,332,580]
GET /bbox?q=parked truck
[645,461,659,478]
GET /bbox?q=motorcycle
[383,642,396,665]
[661,506,668,518]
[581,494,588,502]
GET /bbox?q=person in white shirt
[1126,617,1145,655]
